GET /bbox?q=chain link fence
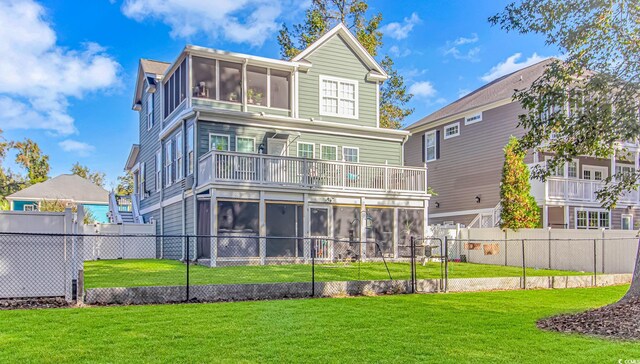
[0,232,637,306]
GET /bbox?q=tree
[71,162,106,187]
[13,139,49,184]
[0,129,27,208]
[39,199,96,224]
[490,0,640,299]
[277,0,413,129]
[116,171,134,196]
[499,137,540,229]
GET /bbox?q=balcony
[197,151,428,195]
[533,177,640,205]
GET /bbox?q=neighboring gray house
[6,174,110,223]
[118,23,430,264]
[404,59,640,230]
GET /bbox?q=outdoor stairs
[120,211,135,224]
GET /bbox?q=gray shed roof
[405,58,555,130]
[7,174,109,204]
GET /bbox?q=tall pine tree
[499,137,540,230]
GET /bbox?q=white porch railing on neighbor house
[546,177,640,204]
[197,150,428,194]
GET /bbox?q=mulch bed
[0,297,71,310]
[537,296,640,340]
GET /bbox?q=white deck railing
[546,177,639,204]
[197,150,428,194]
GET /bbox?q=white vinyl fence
[434,227,639,274]
[80,222,156,260]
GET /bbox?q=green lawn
[0,286,638,362]
[84,259,588,289]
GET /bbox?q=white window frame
[186,125,194,176]
[147,92,154,130]
[342,146,359,163]
[165,140,173,187]
[236,136,256,153]
[615,164,635,176]
[545,156,566,177]
[139,162,146,200]
[319,75,359,119]
[320,144,338,161]
[425,130,437,162]
[621,214,634,230]
[575,208,610,229]
[209,133,230,152]
[23,204,36,211]
[464,112,482,125]
[582,165,608,181]
[175,131,183,181]
[155,150,162,192]
[443,122,460,139]
[297,142,315,159]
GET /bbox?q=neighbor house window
[192,56,216,99]
[545,157,564,177]
[186,125,194,175]
[298,142,315,159]
[567,160,578,178]
[320,145,337,161]
[425,130,437,162]
[165,140,173,186]
[147,93,154,130]
[247,66,267,106]
[342,147,359,163]
[615,165,635,176]
[236,137,256,153]
[576,209,610,229]
[163,59,187,118]
[175,131,183,180]
[155,150,162,191]
[444,122,460,139]
[24,204,36,211]
[219,61,242,103]
[622,214,633,230]
[464,112,482,125]
[209,134,230,151]
[319,76,358,119]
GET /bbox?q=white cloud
[58,139,95,156]
[121,0,292,46]
[389,45,411,58]
[382,12,421,40]
[0,0,120,136]
[481,53,548,82]
[443,33,480,62]
[409,81,437,99]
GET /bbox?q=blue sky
[0,0,558,188]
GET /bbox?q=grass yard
[0,286,638,362]
[84,259,589,289]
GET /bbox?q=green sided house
[6,174,110,223]
[117,23,430,265]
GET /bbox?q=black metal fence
[0,232,637,307]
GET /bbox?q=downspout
[180,118,187,260]
[193,112,200,237]
[401,134,410,166]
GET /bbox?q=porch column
[209,188,217,267]
[423,200,429,239]
[392,207,399,259]
[259,191,266,265]
[636,151,640,205]
[542,205,549,228]
[611,151,617,180]
[564,205,570,229]
[303,193,310,261]
[360,197,367,261]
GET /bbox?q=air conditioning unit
[182,175,194,190]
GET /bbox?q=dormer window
[319,76,358,119]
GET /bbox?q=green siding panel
[298,34,378,128]
[197,121,401,165]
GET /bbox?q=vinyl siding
[139,84,163,211]
[298,34,377,128]
[162,126,188,200]
[406,102,530,220]
[185,195,195,235]
[197,120,402,165]
[162,201,183,259]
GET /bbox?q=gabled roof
[132,59,170,109]
[292,23,388,79]
[6,174,109,204]
[125,144,140,171]
[405,58,555,131]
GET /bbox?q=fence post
[410,236,415,294]
[593,238,597,287]
[521,239,526,290]
[311,238,315,297]
[444,236,449,293]
[186,235,190,302]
